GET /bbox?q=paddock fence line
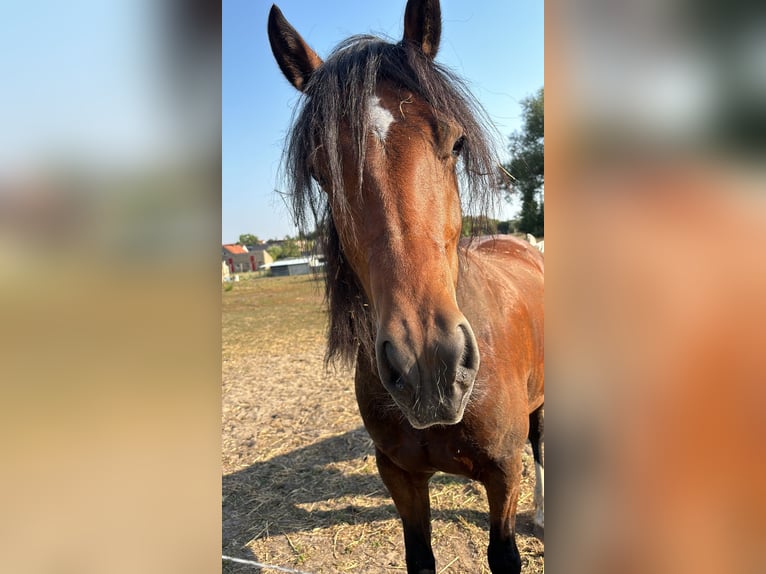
[222,554,314,574]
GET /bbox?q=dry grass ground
[222,274,544,573]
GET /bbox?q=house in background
[222,244,273,273]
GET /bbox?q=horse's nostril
[382,341,406,392]
[457,323,478,371]
[384,341,396,369]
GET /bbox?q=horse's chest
[375,426,483,479]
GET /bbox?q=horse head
[268,0,486,429]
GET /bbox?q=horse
[267,1,544,572]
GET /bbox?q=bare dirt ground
[223,275,543,573]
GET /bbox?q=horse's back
[462,234,544,273]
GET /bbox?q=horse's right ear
[268,5,323,92]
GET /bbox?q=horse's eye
[452,136,465,157]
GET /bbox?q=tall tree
[238,233,260,246]
[503,88,544,237]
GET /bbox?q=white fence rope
[222,555,314,574]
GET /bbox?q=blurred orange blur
[547,0,766,571]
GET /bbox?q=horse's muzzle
[375,319,480,429]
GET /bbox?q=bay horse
[267,1,544,572]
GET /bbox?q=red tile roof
[223,244,248,255]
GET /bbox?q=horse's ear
[402,0,441,59]
[268,5,323,92]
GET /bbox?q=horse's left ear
[402,0,442,59]
[268,5,323,92]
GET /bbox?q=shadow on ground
[223,427,540,572]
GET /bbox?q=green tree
[266,245,282,260]
[238,233,260,246]
[279,237,302,259]
[461,215,498,237]
[266,236,302,260]
[497,220,515,235]
[503,87,544,237]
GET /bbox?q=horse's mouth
[405,412,462,430]
[396,380,475,429]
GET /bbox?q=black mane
[281,35,501,366]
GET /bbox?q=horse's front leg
[375,448,435,574]
[483,452,524,573]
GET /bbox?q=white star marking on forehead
[368,95,395,142]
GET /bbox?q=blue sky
[223,0,543,243]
